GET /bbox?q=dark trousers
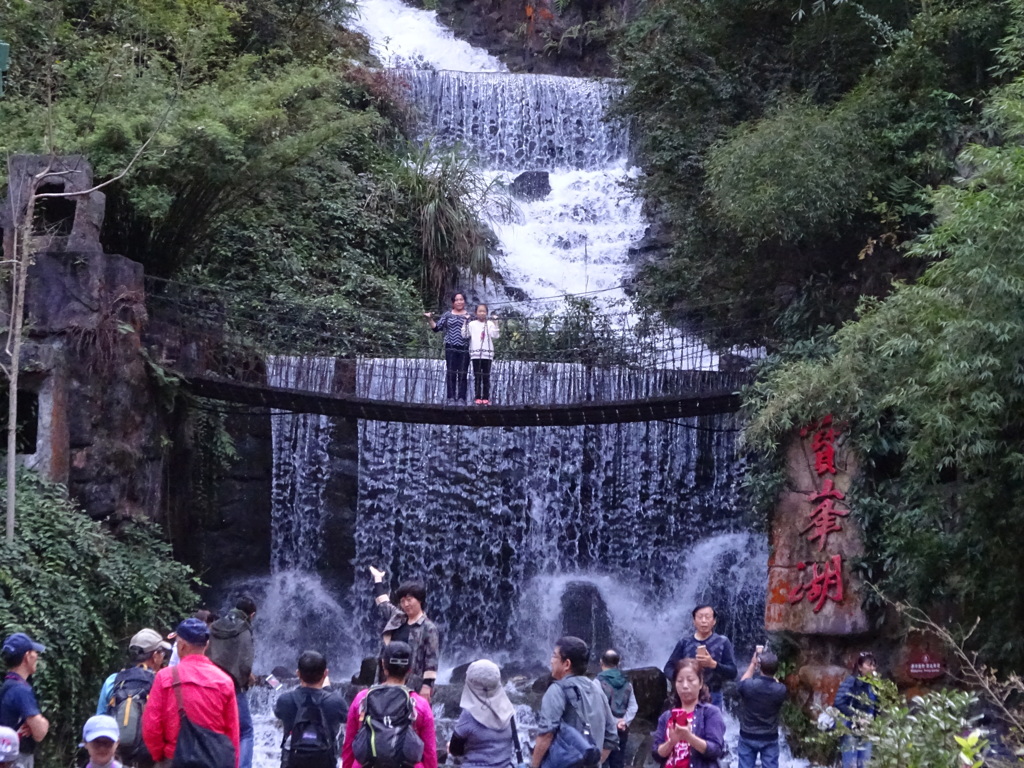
[471,357,493,401]
[606,726,629,768]
[445,347,470,400]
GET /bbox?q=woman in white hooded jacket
[448,660,519,768]
[463,304,500,404]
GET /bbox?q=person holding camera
[662,606,738,710]
[736,648,787,768]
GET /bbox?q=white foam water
[351,0,506,71]
[247,0,793,764]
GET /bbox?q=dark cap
[381,641,412,669]
[2,633,45,662]
[175,618,210,645]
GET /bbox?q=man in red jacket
[142,618,240,767]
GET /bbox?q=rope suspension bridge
[144,277,759,426]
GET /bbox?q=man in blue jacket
[834,652,879,768]
[663,605,738,709]
[0,633,49,768]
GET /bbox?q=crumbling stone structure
[0,155,168,521]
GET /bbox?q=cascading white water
[351,0,506,71]
[248,1,807,766]
[268,356,337,572]
[354,358,749,666]
[401,71,628,170]
[248,358,362,768]
[400,68,641,307]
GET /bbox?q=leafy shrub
[0,472,198,764]
[863,681,985,768]
[706,100,884,243]
[782,683,986,767]
[387,142,515,306]
[746,58,1024,668]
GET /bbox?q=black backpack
[282,690,336,768]
[107,666,155,763]
[170,667,235,768]
[351,685,425,768]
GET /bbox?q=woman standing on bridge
[425,291,472,403]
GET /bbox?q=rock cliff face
[430,0,624,76]
[0,155,360,592]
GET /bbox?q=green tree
[746,58,1024,667]
[616,0,1009,345]
[0,472,197,763]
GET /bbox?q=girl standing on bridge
[464,304,500,404]
[425,292,472,403]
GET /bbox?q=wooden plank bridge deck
[185,374,745,426]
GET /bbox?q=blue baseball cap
[174,618,210,645]
[2,633,45,662]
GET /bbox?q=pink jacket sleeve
[342,691,366,768]
[413,694,437,768]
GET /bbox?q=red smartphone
[670,709,691,728]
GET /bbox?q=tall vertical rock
[0,155,169,521]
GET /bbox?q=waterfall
[247,358,359,703]
[401,70,628,171]
[398,66,642,307]
[247,0,790,764]
[355,358,752,667]
[268,356,337,572]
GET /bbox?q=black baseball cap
[381,641,412,668]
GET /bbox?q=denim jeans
[710,690,725,710]
[238,688,254,768]
[737,735,779,768]
[840,734,872,768]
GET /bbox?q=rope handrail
[143,275,758,419]
[144,276,766,367]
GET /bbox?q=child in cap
[0,726,18,766]
[82,715,121,768]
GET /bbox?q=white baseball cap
[0,726,19,761]
[82,715,120,743]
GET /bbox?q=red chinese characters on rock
[789,415,850,613]
[801,479,850,551]
[807,415,838,475]
[788,555,844,612]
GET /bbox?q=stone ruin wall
[0,155,276,587]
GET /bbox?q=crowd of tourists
[0,569,880,768]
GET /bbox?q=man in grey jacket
[207,596,256,768]
[532,637,618,768]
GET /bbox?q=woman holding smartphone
[651,658,726,768]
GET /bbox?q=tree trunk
[5,192,35,544]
